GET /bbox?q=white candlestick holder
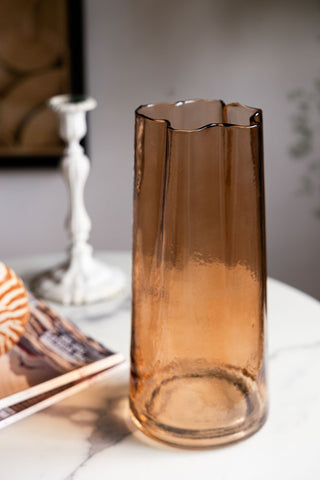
[32,94,126,305]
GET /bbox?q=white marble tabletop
[0,251,319,480]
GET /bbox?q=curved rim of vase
[135,99,262,131]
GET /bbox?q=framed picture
[0,0,84,168]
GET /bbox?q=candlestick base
[31,254,126,305]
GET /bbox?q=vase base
[130,366,267,448]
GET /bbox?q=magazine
[0,295,124,428]
[0,368,122,429]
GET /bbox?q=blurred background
[0,0,319,299]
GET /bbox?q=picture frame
[0,0,84,169]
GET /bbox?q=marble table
[0,251,319,480]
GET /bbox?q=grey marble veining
[59,391,131,479]
[269,339,320,361]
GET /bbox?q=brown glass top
[136,99,262,131]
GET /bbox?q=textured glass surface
[130,99,267,447]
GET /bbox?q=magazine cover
[0,295,124,412]
[0,366,124,429]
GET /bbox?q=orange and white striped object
[0,263,29,355]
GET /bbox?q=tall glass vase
[130,99,267,448]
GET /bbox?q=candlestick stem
[31,95,125,305]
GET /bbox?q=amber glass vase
[130,99,267,448]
